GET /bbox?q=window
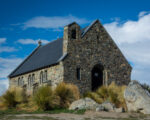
[28,75,31,87]
[18,77,20,86]
[77,68,81,80]
[32,74,35,85]
[40,71,43,84]
[71,29,76,39]
[44,70,47,81]
[21,77,24,86]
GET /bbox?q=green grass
[0,108,86,116]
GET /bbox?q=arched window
[21,77,24,86]
[40,71,43,84]
[32,74,35,86]
[18,77,20,86]
[28,75,31,87]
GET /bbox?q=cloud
[104,11,150,84]
[138,11,149,18]
[0,57,23,95]
[23,15,89,29]
[0,57,23,79]
[17,39,49,45]
[0,38,6,44]
[0,46,17,53]
[0,38,17,53]
[0,79,9,96]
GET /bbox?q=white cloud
[104,11,150,85]
[138,11,149,18]
[0,79,9,96]
[0,57,23,79]
[23,15,89,29]
[0,46,17,53]
[0,38,6,44]
[0,38,17,53]
[0,57,23,95]
[17,39,49,45]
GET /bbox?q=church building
[8,20,132,94]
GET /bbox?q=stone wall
[62,21,132,94]
[9,62,64,94]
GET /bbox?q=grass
[84,82,127,110]
[0,108,86,116]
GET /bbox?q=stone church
[8,20,132,94]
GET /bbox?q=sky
[0,0,150,95]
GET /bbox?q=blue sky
[0,0,150,95]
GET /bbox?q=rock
[115,107,124,113]
[100,101,116,112]
[124,80,150,114]
[69,97,99,110]
[96,105,105,111]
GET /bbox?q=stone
[124,80,150,114]
[100,101,116,112]
[114,107,123,113]
[69,97,99,110]
[96,105,105,111]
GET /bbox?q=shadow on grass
[0,108,86,116]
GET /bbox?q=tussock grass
[84,82,127,110]
[1,82,80,111]
[33,82,80,110]
[55,82,80,108]
[34,86,55,110]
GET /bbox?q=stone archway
[91,64,104,91]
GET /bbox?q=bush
[84,82,127,110]
[84,92,103,104]
[2,90,17,108]
[12,87,28,103]
[55,82,80,108]
[34,86,59,110]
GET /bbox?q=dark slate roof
[9,20,98,78]
[9,38,64,78]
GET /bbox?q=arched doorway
[91,64,104,91]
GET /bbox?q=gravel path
[1,111,150,120]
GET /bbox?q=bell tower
[63,22,81,54]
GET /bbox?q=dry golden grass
[85,82,127,110]
[1,83,80,111]
[16,97,38,112]
[67,83,80,100]
[55,82,80,108]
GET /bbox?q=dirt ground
[1,111,150,120]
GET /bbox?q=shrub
[84,82,127,110]
[55,82,80,108]
[2,90,17,108]
[66,84,80,100]
[12,87,28,103]
[34,86,58,110]
[84,92,103,104]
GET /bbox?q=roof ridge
[8,45,41,78]
[40,38,63,48]
[81,19,99,37]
